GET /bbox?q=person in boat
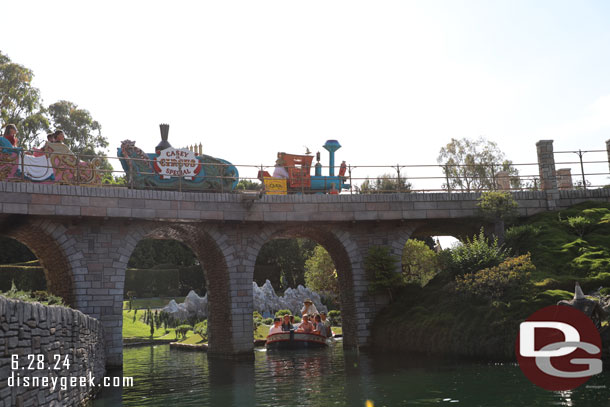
[312,314,326,337]
[281,315,294,331]
[301,299,318,317]
[320,311,332,337]
[269,317,282,335]
[3,124,18,147]
[296,314,313,333]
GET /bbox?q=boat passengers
[320,311,332,337]
[296,314,314,333]
[312,314,326,337]
[269,317,282,335]
[281,315,294,331]
[301,299,318,317]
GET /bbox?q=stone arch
[249,224,366,348]
[124,222,234,355]
[0,216,75,306]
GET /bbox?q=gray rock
[163,282,328,321]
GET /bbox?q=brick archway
[126,223,234,355]
[0,216,75,307]
[250,224,366,348]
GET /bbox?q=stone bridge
[0,140,609,367]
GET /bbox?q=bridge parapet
[1,181,590,223]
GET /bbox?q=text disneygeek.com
[7,372,133,392]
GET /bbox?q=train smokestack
[156,123,172,152]
[323,140,341,176]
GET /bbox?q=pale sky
[2,0,610,188]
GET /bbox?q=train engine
[258,140,350,194]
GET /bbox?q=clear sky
[2,0,610,187]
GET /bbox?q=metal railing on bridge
[0,145,608,195]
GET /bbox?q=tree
[356,173,412,194]
[477,191,519,243]
[437,137,519,192]
[47,100,106,157]
[365,246,402,300]
[402,239,439,286]
[304,245,339,301]
[254,238,316,290]
[0,51,49,148]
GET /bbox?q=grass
[518,202,610,285]
[123,318,345,345]
[122,309,182,341]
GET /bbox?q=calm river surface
[92,342,610,407]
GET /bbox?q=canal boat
[265,331,330,350]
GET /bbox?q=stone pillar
[495,171,511,191]
[556,168,573,190]
[606,139,610,174]
[56,219,134,368]
[536,140,559,209]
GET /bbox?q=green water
[92,343,610,407]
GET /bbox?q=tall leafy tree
[437,137,519,192]
[254,238,316,290]
[47,100,116,181]
[0,51,49,148]
[304,245,339,301]
[402,239,439,286]
[47,100,106,157]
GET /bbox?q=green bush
[0,282,65,306]
[444,228,508,276]
[328,310,342,326]
[175,324,192,340]
[253,312,262,332]
[262,317,273,325]
[477,191,518,222]
[564,215,593,238]
[275,309,292,317]
[505,225,541,255]
[455,254,535,300]
[365,246,403,298]
[293,316,301,323]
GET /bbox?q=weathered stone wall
[0,297,105,407]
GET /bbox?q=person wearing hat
[301,298,318,317]
[272,154,289,179]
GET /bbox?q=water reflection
[92,344,610,407]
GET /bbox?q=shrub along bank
[372,201,610,360]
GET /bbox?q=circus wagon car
[0,136,103,184]
[117,124,239,192]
